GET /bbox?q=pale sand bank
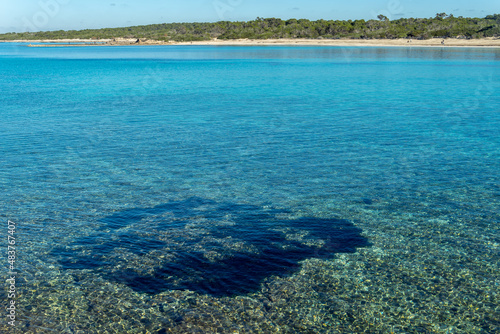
[3,37,500,48]
[177,37,500,47]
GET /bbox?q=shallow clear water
[0,43,499,333]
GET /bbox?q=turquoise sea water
[0,43,499,333]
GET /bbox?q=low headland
[1,14,499,48]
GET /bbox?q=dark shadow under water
[52,197,369,297]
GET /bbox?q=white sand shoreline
[177,37,500,48]
[2,37,500,48]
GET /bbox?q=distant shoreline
[2,37,500,48]
[180,37,500,47]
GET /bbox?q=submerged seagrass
[53,197,369,296]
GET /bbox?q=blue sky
[1,0,499,33]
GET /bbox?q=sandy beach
[2,37,500,48]
[176,37,500,47]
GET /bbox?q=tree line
[1,14,499,41]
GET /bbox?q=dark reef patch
[52,197,369,296]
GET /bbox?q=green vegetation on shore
[1,14,499,42]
